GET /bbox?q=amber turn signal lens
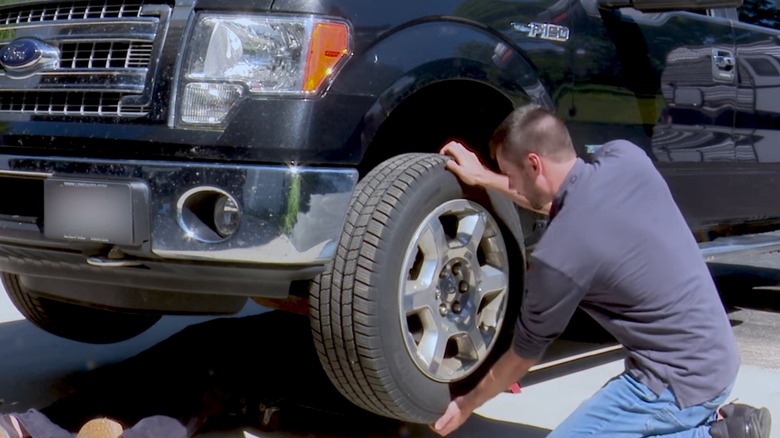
[303,22,349,93]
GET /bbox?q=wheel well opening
[360,81,515,178]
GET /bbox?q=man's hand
[430,397,473,436]
[440,140,550,215]
[440,141,493,187]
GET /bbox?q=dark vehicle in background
[0,0,777,424]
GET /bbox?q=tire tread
[310,153,449,421]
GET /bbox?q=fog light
[214,194,240,237]
[177,187,241,242]
[180,83,244,125]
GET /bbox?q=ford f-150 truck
[0,0,778,424]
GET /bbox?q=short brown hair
[489,104,575,163]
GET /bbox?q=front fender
[330,19,554,153]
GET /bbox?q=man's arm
[439,141,550,215]
[432,255,589,436]
[431,349,538,436]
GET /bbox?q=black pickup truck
[0,0,778,424]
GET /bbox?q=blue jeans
[548,373,732,437]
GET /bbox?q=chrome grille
[0,1,144,24]
[60,41,153,69]
[0,1,170,118]
[0,91,146,116]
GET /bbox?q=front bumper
[0,155,357,287]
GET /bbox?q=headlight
[177,14,351,126]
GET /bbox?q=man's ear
[527,152,543,175]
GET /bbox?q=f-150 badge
[512,22,570,42]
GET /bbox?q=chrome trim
[0,20,159,40]
[0,0,70,8]
[86,257,143,267]
[0,2,146,22]
[0,169,51,178]
[700,231,780,262]
[175,185,240,243]
[0,71,148,92]
[511,22,571,42]
[153,165,358,264]
[0,155,359,266]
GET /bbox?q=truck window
[738,0,780,29]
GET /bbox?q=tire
[2,273,161,344]
[310,153,522,423]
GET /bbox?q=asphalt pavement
[1,252,780,437]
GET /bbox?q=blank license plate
[44,178,145,246]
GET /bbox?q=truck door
[567,1,739,232]
[730,0,780,222]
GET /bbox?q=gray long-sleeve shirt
[512,139,740,408]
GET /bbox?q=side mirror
[599,0,743,12]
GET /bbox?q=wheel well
[360,80,516,177]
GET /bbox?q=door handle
[713,54,734,69]
[712,48,736,82]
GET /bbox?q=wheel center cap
[438,258,471,306]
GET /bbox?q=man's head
[490,104,577,211]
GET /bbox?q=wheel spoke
[403,219,449,314]
[418,218,449,262]
[470,265,508,331]
[457,212,487,254]
[419,324,451,375]
[475,265,508,302]
[463,320,489,361]
[403,281,435,314]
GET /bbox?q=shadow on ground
[35,310,548,437]
[710,263,780,314]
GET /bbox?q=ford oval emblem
[0,38,57,72]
